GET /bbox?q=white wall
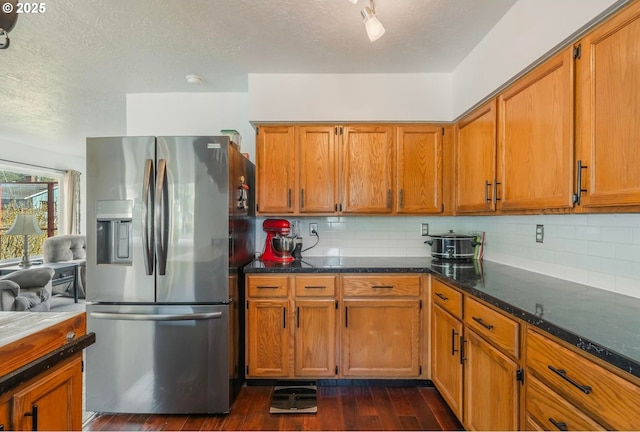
[452,0,621,118]
[126,93,256,161]
[248,73,452,122]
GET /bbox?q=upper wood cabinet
[341,125,395,214]
[575,0,640,210]
[256,126,296,213]
[396,125,445,214]
[298,125,338,213]
[256,123,451,216]
[455,100,498,214]
[497,47,575,212]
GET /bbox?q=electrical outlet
[536,224,544,243]
[421,223,429,236]
[309,223,318,236]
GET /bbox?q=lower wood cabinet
[294,299,337,377]
[246,299,289,377]
[525,374,604,431]
[431,303,463,418]
[525,328,640,430]
[430,277,521,431]
[463,328,519,431]
[1,354,83,431]
[341,299,421,377]
[246,273,424,379]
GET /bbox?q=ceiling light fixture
[361,0,385,42]
[347,0,358,4]
[185,74,204,85]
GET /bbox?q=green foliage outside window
[0,170,58,261]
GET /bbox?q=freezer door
[86,304,231,414]
[156,136,230,303]
[86,137,156,303]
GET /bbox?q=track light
[361,0,385,42]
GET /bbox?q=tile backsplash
[256,213,640,299]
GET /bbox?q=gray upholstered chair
[42,234,87,298]
[0,267,55,311]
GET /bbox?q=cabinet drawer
[295,275,336,297]
[526,375,604,431]
[247,276,289,297]
[464,297,519,358]
[342,275,420,297]
[431,278,463,319]
[527,329,640,431]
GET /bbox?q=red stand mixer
[262,219,295,263]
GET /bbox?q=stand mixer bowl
[271,235,296,258]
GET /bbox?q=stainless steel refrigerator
[85,136,254,414]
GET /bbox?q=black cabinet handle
[493,179,501,203]
[485,180,492,203]
[283,307,286,328]
[257,285,279,289]
[459,336,466,364]
[548,365,592,394]
[296,306,300,328]
[399,189,404,208]
[24,404,38,431]
[288,189,292,208]
[435,292,448,301]
[472,316,494,330]
[549,417,568,431]
[300,189,305,209]
[451,329,459,356]
[372,285,394,289]
[345,306,349,328]
[387,189,391,209]
[573,159,588,205]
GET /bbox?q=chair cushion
[14,292,41,311]
[43,235,87,262]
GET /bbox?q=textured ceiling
[0,0,517,156]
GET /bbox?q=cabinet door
[246,299,289,377]
[256,126,296,213]
[576,1,640,208]
[431,304,463,420]
[298,125,338,213]
[463,328,519,431]
[0,398,9,431]
[295,299,337,377]
[342,299,420,377]
[497,48,574,211]
[341,125,395,213]
[396,125,443,214]
[455,100,497,213]
[12,355,83,432]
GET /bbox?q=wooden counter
[0,312,93,431]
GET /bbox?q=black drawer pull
[256,285,279,289]
[549,418,568,431]
[304,285,327,289]
[24,404,38,431]
[372,285,394,289]
[472,316,494,330]
[548,365,592,394]
[435,292,448,301]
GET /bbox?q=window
[0,169,59,261]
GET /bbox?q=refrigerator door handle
[142,159,155,275]
[89,311,223,321]
[155,158,169,275]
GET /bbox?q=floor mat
[269,385,317,414]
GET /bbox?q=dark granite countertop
[244,257,640,379]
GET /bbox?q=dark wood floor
[84,385,463,431]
